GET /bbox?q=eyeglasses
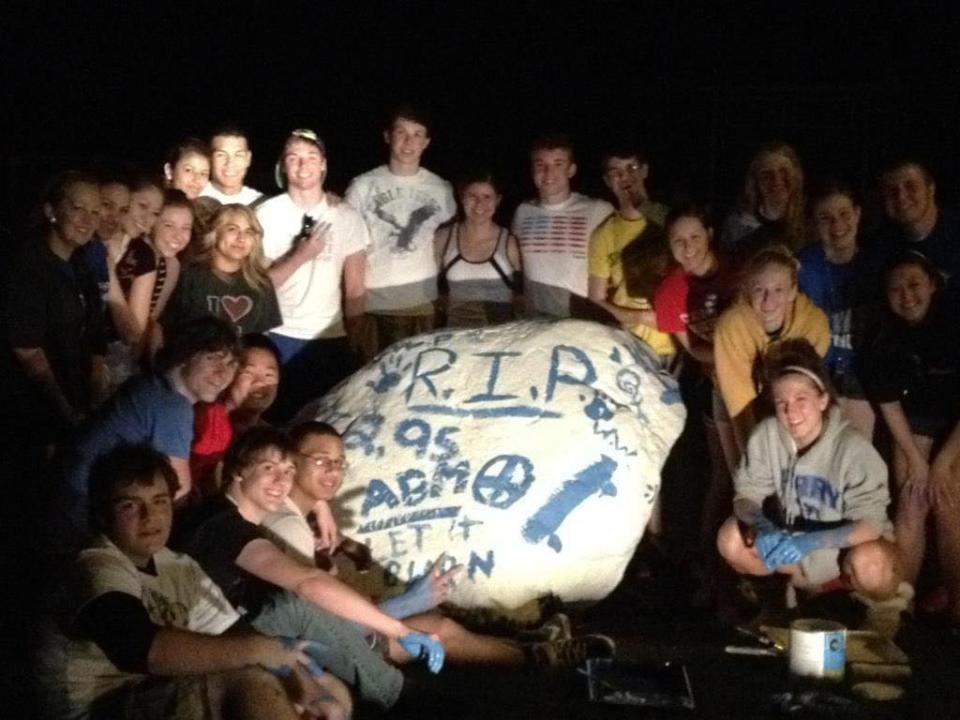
[604,163,642,180]
[298,453,349,472]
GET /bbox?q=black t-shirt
[116,236,167,305]
[1,241,105,424]
[182,496,273,615]
[866,301,960,429]
[162,262,282,337]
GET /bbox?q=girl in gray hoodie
[717,339,902,600]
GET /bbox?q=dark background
[3,0,960,240]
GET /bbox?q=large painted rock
[301,320,686,613]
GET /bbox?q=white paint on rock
[299,319,686,613]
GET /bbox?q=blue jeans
[249,589,403,708]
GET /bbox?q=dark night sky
[3,1,960,234]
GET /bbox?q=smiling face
[886,262,936,325]
[108,473,174,566]
[237,447,296,515]
[210,135,252,195]
[773,373,829,450]
[151,205,193,258]
[180,350,238,403]
[294,432,346,503]
[460,181,500,223]
[166,152,210,200]
[228,346,279,414]
[881,164,936,232]
[813,192,860,260]
[48,181,101,253]
[384,117,430,171]
[98,182,131,241]
[747,262,798,333]
[531,148,575,204]
[668,215,714,276]
[124,186,163,237]
[213,209,258,270]
[283,138,325,193]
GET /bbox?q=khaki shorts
[361,307,437,360]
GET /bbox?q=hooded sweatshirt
[734,406,892,583]
[714,292,829,418]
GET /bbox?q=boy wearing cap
[200,125,263,206]
[345,105,456,356]
[256,130,368,422]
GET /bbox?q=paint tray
[584,658,695,710]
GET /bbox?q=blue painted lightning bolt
[521,455,619,553]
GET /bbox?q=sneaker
[516,612,572,643]
[530,634,616,668]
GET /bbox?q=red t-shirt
[655,263,738,343]
[190,402,232,497]
[654,266,690,334]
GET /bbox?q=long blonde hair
[739,142,806,251]
[196,204,271,292]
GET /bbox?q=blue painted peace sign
[472,454,535,509]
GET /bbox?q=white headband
[781,365,826,392]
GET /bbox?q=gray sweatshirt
[734,406,892,583]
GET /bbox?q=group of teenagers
[2,102,960,719]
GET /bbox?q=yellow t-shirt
[714,293,830,419]
[588,213,675,356]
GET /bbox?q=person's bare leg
[219,667,302,720]
[934,486,960,622]
[843,539,901,600]
[892,437,933,583]
[717,516,773,576]
[387,612,525,665]
[839,397,875,441]
[646,494,664,538]
[716,516,807,583]
[297,668,353,720]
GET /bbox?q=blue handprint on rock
[367,352,411,394]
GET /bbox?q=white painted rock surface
[301,320,686,613]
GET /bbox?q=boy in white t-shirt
[34,443,349,720]
[345,105,456,357]
[200,125,263,206]
[257,129,368,422]
[512,134,614,318]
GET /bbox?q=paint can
[789,619,846,681]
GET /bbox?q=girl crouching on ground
[717,339,902,604]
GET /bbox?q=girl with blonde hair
[162,203,282,337]
[713,243,829,461]
[721,142,807,255]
